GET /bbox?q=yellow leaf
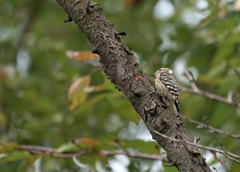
[68,75,91,111]
[65,50,99,61]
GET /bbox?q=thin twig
[101,150,168,161]
[148,74,240,109]
[17,145,88,158]
[16,144,168,161]
[18,145,58,153]
[219,141,240,164]
[180,71,240,109]
[234,68,240,78]
[179,85,240,108]
[222,151,240,164]
[149,74,240,139]
[211,151,230,172]
[153,130,240,163]
[180,114,240,139]
[114,138,127,153]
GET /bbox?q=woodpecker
[152,68,180,114]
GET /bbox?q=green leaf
[0,152,30,162]
[75,93,109,113]
[212,32,240,65]
[0,153,7,159]
[56,142,78,153]
[17,160,28,172]
[128,140,158,154]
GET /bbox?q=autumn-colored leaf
[68,75,91,111]
[0,143,18,153]
[0,68,8,79]
[65,50,99,61]
[197,15,211,26]
[80,138,96,149]
[125,0,142,8]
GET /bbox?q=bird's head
[151,68,173,76]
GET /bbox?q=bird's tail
[174,101,180,115]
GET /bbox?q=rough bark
[56,0,211,171]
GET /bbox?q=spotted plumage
[152,68,180,114]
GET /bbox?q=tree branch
[153,130,240,163]
[55,0,211,171]
[180,114,240,139]
[211,151,230,172]
[16,144,168,161]
[101,150,168,161]
[181,71,240,109]
[150,73,240,139]
[17,145,88,158]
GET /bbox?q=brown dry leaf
[197,15,211,26]
[65,50,99,61]
[81,138,96,149]
[0,68,8,79]
[125,0,142,8]
[68,75,91,111]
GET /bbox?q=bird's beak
[151,73,155,75]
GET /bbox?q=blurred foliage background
[1,0,240,171]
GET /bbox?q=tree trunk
[56,0,211,171]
